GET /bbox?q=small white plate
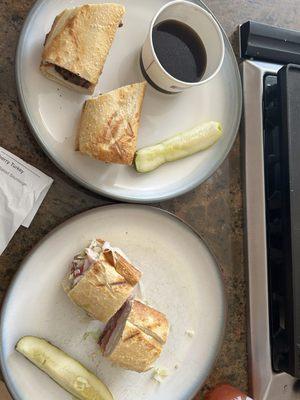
[0,205,225,400]
[16,0,242,202]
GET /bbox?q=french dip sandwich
[63,239,141,323]
[100,298,169,372]
[77,82,146,164]
[40,4,125,94]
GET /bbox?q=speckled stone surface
[1,1,300,399]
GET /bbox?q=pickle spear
[135,121,222,173]
[16,336,113,400]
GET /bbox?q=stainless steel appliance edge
[242,59,300,400]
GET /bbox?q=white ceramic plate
[16,0,242,202]
[0,205,225,400]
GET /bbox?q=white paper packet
[0,147,53,254]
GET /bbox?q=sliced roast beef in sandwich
[62,239,141,323]
[40,4,125,94]
[99,299,169,372]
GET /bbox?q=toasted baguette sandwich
[100,299,169,372]
[62,239,141,323]
[40,4,125,94]
[77,82,146,164]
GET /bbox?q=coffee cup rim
[148,0,225,87]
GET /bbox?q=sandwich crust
[100,299,169,372]
[128,300,169,345]
[107,321,162,372]
[103,248,141,286]
[77,82,147,165]
[41,4,125,91]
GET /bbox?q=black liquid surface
[152,19,207,83]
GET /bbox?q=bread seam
[129,322,166,345]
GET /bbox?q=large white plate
[0,205,225,400]
[16,0,242,202]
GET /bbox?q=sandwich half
[77,82,146,165]
[100,299,169,372]
[63,239,141,323]
[40,4,125,94]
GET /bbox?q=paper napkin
[0,147,53,254]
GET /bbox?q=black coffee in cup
[152,19,207,83]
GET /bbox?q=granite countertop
[1,0,300,398]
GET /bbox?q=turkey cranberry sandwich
[62,239,141,323]
[99,298,169,372]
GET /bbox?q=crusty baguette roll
[100,299,169,372]
[63,239,141,323]
[40,4,125,94]
[77,82,146,165]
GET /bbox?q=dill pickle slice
[16,336,113,400]
[135,121,222,173]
